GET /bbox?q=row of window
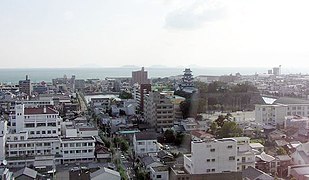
[63,142,93,147]
[9,142,52,148]
[63,149,93,154]
[25,122,59,128]
[137,141,156,145]
[206,169,215,172]
[29,130,57,135]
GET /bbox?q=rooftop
[135,132,157,141]
[24,107,58,115]
[152,166,169,172]
[275,97,309,105]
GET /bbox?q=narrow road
[77,91,88,112]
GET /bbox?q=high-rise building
[19,75,31,97]
[132,67,150,85]
[133,83,151,112]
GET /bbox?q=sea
[0,67,307,83]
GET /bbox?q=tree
[218,121,243,138]
[164,129,176,143]
[179,100,191,119]
[210,122,218,135]
[276,147,287,155]
[174,133,184,146]
[119,91,133,99]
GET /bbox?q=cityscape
[0,66,309,179]
[2,0,309,179]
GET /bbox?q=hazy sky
[1,0,309,68]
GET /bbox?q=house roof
[256,152,275,162]
[242,166,273,180]
[24,107,58,115]
[90,167,120,179]
[249,143,264,149]
[276,155,291,161]
[14,167,38,179]
[157,150,174,159]
[135,132,157,141]
[274,97,309,105]
[141,155,162,167]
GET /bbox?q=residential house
[133,132,158,156]
[242,166,274,180]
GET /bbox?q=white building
[184,138,237,174]
[4,104,96,167]
[255,104,287,126]
[133,132,158,156]
[150,166,169,180]
[291,142,309,165]
[233,137,255,171]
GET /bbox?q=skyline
[1,0,309,68]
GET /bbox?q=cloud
[164,0,225,30]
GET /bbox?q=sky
[1,0,309,68]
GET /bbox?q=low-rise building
[133,132,158,156]
[150,166,169,180]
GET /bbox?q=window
[207,159,210,162]
[156,175,162,178]
[76,143,81,147]
[63,143,68,147]
[53,130,56,134]
[36,131,40,134]
[138,142,145,145]
[30,131,34,135]
[212,159,215,162]
[88,149,93,153]
[70,143,75,147]
[210,148,215,152]
[206,169,210,172]
[25,123,35,128]
[88,143,93,146]
[64,151,68,154]
[47,130,51,134]
[20,136,24,140]
[37,123,46,127]
[229,156,235,160]
[227,145,233,149]
[44,143,51,146]
[211,169,215,172]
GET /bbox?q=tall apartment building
[184,138,238,174]
[132,67,150,85]
[132,83,151,112]
[255,104,287,126]
[144,91,174,129]
[19,75,31,97]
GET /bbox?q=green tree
[179,100,191,119]
[119,91,133,99]
[276,147,287,155]
[210,122,218,135]
[174,133,184,146]
[218,121,243,138]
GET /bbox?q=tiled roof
[135,132,157,141]
[24,107,58,115]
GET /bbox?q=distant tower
[132,67,150,85]
[19,75,31,97]
[181,68,194,88]
[273,66,281,76]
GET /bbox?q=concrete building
[150,166,169,180]
[184,138,238,174]
[133,132,158,156]
[90,167,121,180]
[132,83,151,112]
[233,137,255,171]
[255,104,287,126]
[132,67,150,85]
[18,75,32,97]
[144,91,174,129]
[291,142,309,165]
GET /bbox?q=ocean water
[0,67,307,83]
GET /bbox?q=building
[150,166,169,180]
[291,142,309,165]
[233,137,255,171]
[133,132,158,156]
[4,104,96,167]
[144,91,174,129]
[288,164,309,180]
[132,67,150,85]
[132,83,151,112]
[273,66,281,76]
[0,167,14,180]
[255,104,287,126]
[242,166,274,180]
[14,167,43,180]
[184,138,238,174]
[19,75,31,97]
[178,68,196,93]
[90,167,121,180]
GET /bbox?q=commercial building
[18,75,31,97]
[255,104,287,126]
